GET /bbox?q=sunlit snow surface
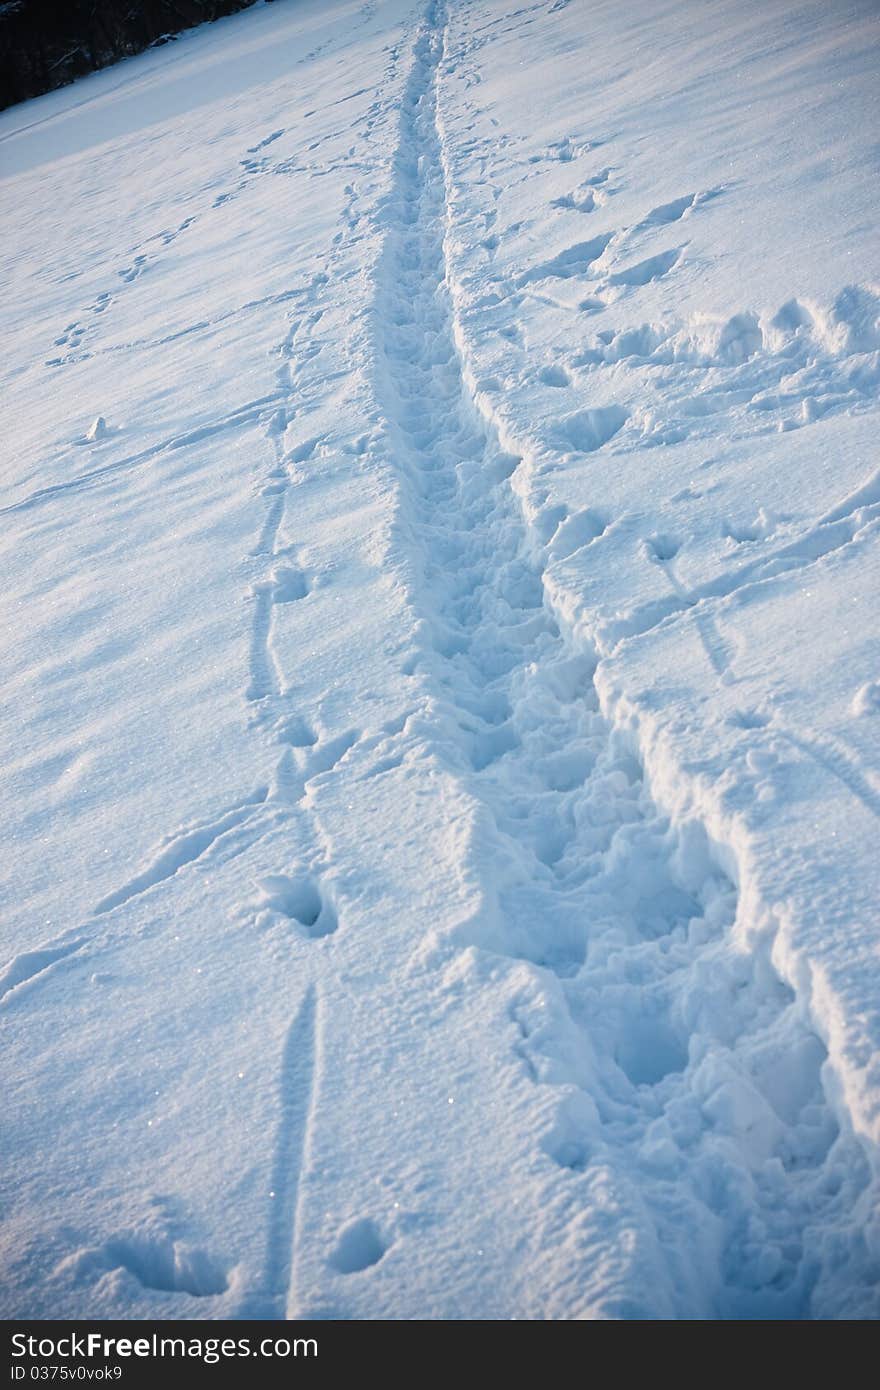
[1,0,879,1319]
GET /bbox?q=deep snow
[1,0,879,1319]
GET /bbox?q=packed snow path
[373,0,877,1319]
[1,0,879,1319]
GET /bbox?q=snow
[1,0,879,1320]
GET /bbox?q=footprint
[728,708,771,730]
[546,1136,590,1171]
[329,1218,388,1274]
[62,1232,227,1297]
[518,233,613,285]
[498,322,524,345]
[638,188,721,228]
[271,565,309,603]
[722,509,777,544]
[533,136,592,164]
[160,216,197,246]
[560,404,627,453]
[301,728,359,782]
[470,721,520,771]
[551,185,607,215]
[615,1009,688,1086]
[639,194,697,227]
[255,874,336,937]
[646,533,681,562]
[275,713,317,747]
[118,255,147,283]
[286,435,322,465]
[54,322,85,347]
[539,1076,597,1172]
[717,312,763,364]
[550,507,608,559]
[538,363,571,388]
[606,247,682,287]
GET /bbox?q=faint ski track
[777,725,880,821]
[0,393,286,517]
[257,985,317,1319]
[0,938,87,1005]
[600,477,880,653]
[92,790,271,915]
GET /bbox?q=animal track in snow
[329,1218,388,1274]
[641,193,698,225]
[275,713,317,748]
[247,579,284,703]
[254,873,336,936]
[60,1229,227,1298]
[646,532,682,562]
[247,501,309,702]
[53,321,85,348]
[159,215,196,247]
[776,723,880,821]
[47,319,91,364]
[118,254,148,284]
[248,128,285,154]
[47,247,161,362]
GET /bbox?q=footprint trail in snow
[372,1,878,1318]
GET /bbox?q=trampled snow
[1,0,879,1319]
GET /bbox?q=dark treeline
[0,1,264,110]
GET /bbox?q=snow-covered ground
[1,0,879,1320]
